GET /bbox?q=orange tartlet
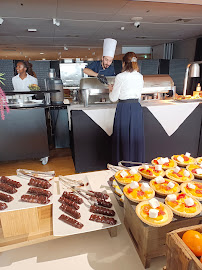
[165,193,201,218]
[136,201,173,227]
[123,182,155,203]
[171,154,195,167]
[166,168,194,183]
[150,178,180,196]
[186,164,202,179]
[138,166,165,180]
[151,157,177,170]
[181,181,202,201]
[115,169,142,185]
[196,157,202,165]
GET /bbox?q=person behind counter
[83,38,117,83]
[109,52,145,165]
[12,60,38,91]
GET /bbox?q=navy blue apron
[111,99,145,165]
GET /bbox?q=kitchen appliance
[79,75,175,107]
[60,63,87,88]
[45,68,64,105]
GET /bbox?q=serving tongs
[107,161,151,174]
[107,163,122,173]
[60,175,86,187]
[17,169,55,181]
[59,176,96,206]
[118,160,150,169]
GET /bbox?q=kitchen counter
[0,107,49,162]
[68,100,202,172]
[0,104,70,162]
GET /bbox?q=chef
[83,38,117,83]
[12,61,38,91]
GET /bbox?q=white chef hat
[103,38,117,58]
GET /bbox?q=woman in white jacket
[109,52,145,165]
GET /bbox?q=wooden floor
[0,148,75,176]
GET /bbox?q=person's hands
[108,84,113,92]
[97,73,108,85]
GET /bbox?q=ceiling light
[131,16,143,21]
[121,26,125,31]
[28,29,37,32]
[0,17,4,25]
[53,18,60,27]
[40,52,44,55]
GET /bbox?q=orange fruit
[182,230,202,257]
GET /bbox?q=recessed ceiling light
[40,52,44,54]
[121,26,125,31]
[131,17,143,21]
[28,29,37,32]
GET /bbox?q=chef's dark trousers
[111,99,145,165]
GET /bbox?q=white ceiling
[0,0,202,60]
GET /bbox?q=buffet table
[69,101,202,173]
[0,170,120,252]
[1,169,201,270]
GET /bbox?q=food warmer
[79,75,175,107]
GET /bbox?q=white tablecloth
[67,101,200,136]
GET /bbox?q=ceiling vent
[135,36,147,39]
[2,49,17,51]
[66,35,79,38]
[175,18,192,23]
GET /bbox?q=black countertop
[4,90,59,95]
[7,103,69,109]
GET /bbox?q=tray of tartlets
[108,152,202,226]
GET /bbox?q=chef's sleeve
[86,61,96,72]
